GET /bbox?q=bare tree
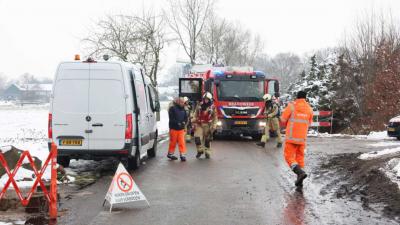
[83,12,166,86]
[219,22,264,66]
[254,53,304,92]
[164,0,213,65]
[198,13,227,64]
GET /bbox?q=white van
[48,58,160,170]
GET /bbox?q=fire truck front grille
[222,107,260,117]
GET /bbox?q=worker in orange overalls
[280,91,313,187]
[168,97,188,161]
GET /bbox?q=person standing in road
[257,94,283,148]
[168,97,188,161]
[183,97,194,143]
[280,91,313,187]
[192,92,218,159]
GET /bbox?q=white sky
[0,0,399,80]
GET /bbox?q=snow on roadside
[157,101,170,136]
[0,104,50,188]
[368,142,400,147]
[382,158,400,189]
[0,222,13,225]
[310,130,396,141]
[359,147,400,160]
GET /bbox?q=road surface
[58,137,399,225]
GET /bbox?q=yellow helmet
[203,92,213,100]
[263,94,272,101]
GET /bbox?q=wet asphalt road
[58,137,399,225]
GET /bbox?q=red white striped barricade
[0,142,58,219]
[311,111,333,127]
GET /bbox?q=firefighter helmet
[203,92,213,100]
[263,94,272,101]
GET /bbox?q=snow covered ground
[311,130,395,141]
[0,101,170,188]
[358,138,400,189]
[0,103,51,188]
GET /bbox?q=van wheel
[128,151,140,170]
[58,156,70,168]
[147,135,158,158]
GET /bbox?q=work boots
[205,153,210,159]
[292,165,308,187]
[256,142,266,148]
[180,155,186,162]
[196,152,203,159]
[167,154,178,160]
[277,143,282,148]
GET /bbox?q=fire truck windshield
[217,80,264,102]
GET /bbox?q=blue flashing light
[255,71,266,77]
[214,70,225,76]
[255,71,265,76]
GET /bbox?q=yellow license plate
[234,121,248,125]
[60,139,82,146]
[388,128,396,132]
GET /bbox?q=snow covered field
[0,101,170,188]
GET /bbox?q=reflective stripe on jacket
[281,99,313,145]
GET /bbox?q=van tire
[147,135,158,158]
[128,150,140,170]
[58,156,70,168]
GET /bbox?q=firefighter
[167,97,188,161]
[192,92,218,159]
[280,91,313,187]
[256,94,283,148]
[183,97,193,143]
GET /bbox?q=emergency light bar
[213,70,265,77]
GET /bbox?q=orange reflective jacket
[281,99,313,145]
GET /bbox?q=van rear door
[52,63,90,150]
[88,63,126,150]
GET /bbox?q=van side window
[148,86,157,112]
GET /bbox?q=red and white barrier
[313,111,332,117]
[0,142,58,219]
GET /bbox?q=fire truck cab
[179,65,279,139]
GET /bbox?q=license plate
[234,121,248,125]
[60,139,83,146]
[388,128,396,132]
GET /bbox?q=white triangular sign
[103,163,149,212]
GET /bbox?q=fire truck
[179,65,280,139]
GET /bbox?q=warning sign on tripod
[103,163,149,212]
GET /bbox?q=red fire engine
[179,65,280,139]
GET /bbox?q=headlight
[259,121,267,127]
[216,121,222,127]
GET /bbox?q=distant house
[1,83,52,102]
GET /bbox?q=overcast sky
[0,0,399,80]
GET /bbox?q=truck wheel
[58,156,70,168]
[147,135,158,158]
[128,150,140,170]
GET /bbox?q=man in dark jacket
[168,97,188,161]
